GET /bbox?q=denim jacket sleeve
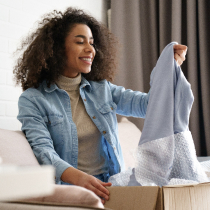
[108,82,150,118]
[17,93,71,183]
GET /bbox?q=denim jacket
[18,76,149,184]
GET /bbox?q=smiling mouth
[80,57,93,65]
[81,58,92,61]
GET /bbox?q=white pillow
[118,117,141,170]
[0,129,39,166]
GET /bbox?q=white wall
[0,0,108,130]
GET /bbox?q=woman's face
[63,24,96,78]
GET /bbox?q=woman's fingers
[98,179,112,187]
[92,179,110,197]
[93,179,111,196]
[173,44,188,66]
[101,198,105,204]
[175,50,186,60]
[89,183,109,201]
[75,172,110,202]
[173,44,188,51]
[81,176,110,201]
[174,53,183,66]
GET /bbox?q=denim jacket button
[103,131,106,134]
[84,99,87,101]
[111,107,113,110]
[92,116,96,119]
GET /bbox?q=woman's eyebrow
[75,35,94,40]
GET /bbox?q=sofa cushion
[0,202,104,210]
[118,117,141,170]
[0,128,39,166]
[20,184,104,209]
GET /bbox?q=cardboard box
[104,182,210,210]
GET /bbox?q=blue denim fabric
[17,76,149,184]
[94,172,110,183]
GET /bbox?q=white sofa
[0,117,141,210]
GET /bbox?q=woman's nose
[84,44,95,54]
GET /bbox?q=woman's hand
[173,44,188,66]
[61,167,112,204]
[75,172,112,204]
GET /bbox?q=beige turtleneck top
[56,74,108,175]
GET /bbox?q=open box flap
[163,181,210,188]
[163,182,210,210]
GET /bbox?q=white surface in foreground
[0,165,55,201]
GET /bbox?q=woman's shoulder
[19,82,47,99]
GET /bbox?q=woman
[13,7,187,203]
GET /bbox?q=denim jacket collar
[43,75,92,93]
[80,76,92,91]
[43,81,58,93]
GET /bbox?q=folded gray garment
[109,42,209,186]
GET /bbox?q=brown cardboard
[163,182,210,210]
[105,186,160,210]
[104,183,210,210]
[155,187,163,210]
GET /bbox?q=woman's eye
[77,42,83,44]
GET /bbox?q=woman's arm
[18,94,71,182]
[18,93,111,203]
[108,82,150,118]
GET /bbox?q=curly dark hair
[13,7,118,91]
